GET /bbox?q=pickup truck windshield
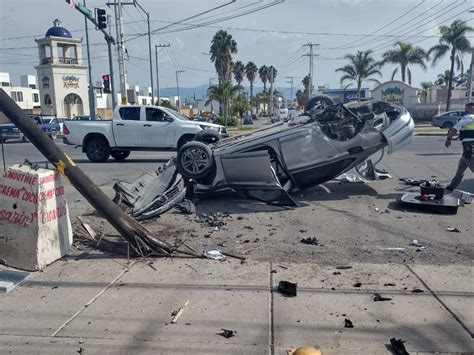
[162,108,191,121]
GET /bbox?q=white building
[0,72,40,112]
[35,19,89,118]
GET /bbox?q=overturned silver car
[175,97,414,204]
[114,96,414,217]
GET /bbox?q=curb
[414,132,447,137]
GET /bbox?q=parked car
[192,116,209,122]
[0,122,23,142]
[243,116,254,125]
[431,110,465,128]
[174,97,414,205]
[41,116,65,135]
[70,115,102,121]
[63,105,228,162]
[29,115,61,140]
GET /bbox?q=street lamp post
[208,77,217,113]
[175,70,184,113]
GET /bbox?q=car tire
[442,122,453,129]
[305,95,335,113]
[193,130,221,144]
[176,141,214,179]
[111,150,131,161]
[85,138,110,162]
[50,130,58,141]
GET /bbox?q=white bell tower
[35,19,89,118]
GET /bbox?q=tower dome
[45,19,72,38]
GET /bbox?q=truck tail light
[63,124,70,135]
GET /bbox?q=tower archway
[64,93,83,118]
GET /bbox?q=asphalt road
[1,136,472,266]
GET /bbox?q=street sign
[77,3,93,19]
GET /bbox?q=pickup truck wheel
[111,150,131,161]
[176,141,214,179]
[50,130,58,141]
[85,138,110,162]
[193,130,221,144]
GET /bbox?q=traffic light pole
[83,0,96,119]
[107,39,117,109]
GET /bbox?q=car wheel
[50,130,58,141]
[193,130,221,144]
[110,150,131,161]
[176,141,214,179]
[85,138,110,162]
[305,95,335,113]
[442,122,453,129]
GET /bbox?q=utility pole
[303,43,319,101]
[285,76,294,108]
[155,43,170,105]
[208,77,217,114]
[121,0,153,104]
[114,0,128,104]
[269,67,274,117]
[468,47,474,103]
[175,70,184,113]
[83,0,96,119]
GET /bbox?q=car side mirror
[164,116,173,122]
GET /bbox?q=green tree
[428,20,473,111]
[335,50,382,101]
[435,70,452,85]
[420,81,433,103]
[232,60,245,86]
[381,42,427,85]
[231,93,251,124]
[302,75,310,100]
[157,99,175,109]
[206,80,242,124]
[210,30,237,83]
[245,61,258,104]
[295,89,305,107]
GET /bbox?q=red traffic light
[102,75,109,81]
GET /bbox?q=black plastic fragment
[218,328,236,338]
[373,293,392,302]
[300,237,319,246]
[278,280,297,297]
[390,337,409,355]
[344,318,354,328]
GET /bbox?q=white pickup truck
[63,105,227,162]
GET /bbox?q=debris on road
[171,300,190,324]
[353,282,362,288]
[336,265,352,270]
[204,250,225,260]
[278,280,297,297]
[195,212,230,230]
[384,283,396,286]
[344,318,354,328]
[175,199,196,214]
[113,160,186,221]
[287,347,322,355]
[334,173,365,183]
[389,337,409,355]
[446,227,461,233]
[218,328,236,338]
[373,293,392,302]
[412,288,424,293]
[300,237,320,246]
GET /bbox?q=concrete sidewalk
[1,257,472,354]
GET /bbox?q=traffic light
[95,8,107,29]
[102,74,111,93]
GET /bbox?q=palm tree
[428,20,473,111]
[267,66,277,114]
[210,30,238,83]
[381,42,427,85]
[295,89,305,107]
[335,50,382,100]
[258,65,269,94]
[435,70,452,86]
[420,81,433,103]
[245,61,258,104]
[206,80,241,124]
[231,93,251,125]
[302,75,310,96]
[245,61,258,109]
[232,60,245,86]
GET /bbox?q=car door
[113,106,143,147]
[142,107,176,148]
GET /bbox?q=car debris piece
[389,337,410,355]
[353,282,362,288]
[174,199,196,214]
[113,160,186,221]
[373,293,392,302]
[334,173,365,183]
[204,250,225,260]
[382,247,405,251]
[344,318,354,328]
[451,189,473,204]
[287,347,322,355]
[300,237,320,246]
[446,227,461,233]
[384,283,396,286]
[412,288,424,293]
[218,328,236,338]
[336,265,352,270]
[278,280,297,297]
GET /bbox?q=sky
[0,0,473,96]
